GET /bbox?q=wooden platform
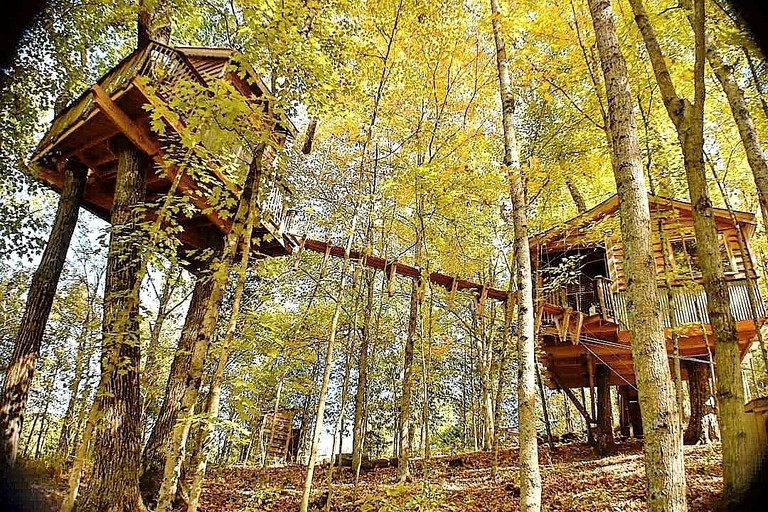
[539,300,761,388]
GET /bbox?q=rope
[580,342,638,391]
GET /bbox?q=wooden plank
[478,284,488,316]
[560,307,572,343]
[549,366,595,425]
[319,243,332,277]
[132,78,237,194]
[92,84,161,157]
[448,276,458,308]
[293,236,307,270]
[572,312,584,346]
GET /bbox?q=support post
[0,159,88,466]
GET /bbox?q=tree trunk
[142,266,180,422]
[299,217,356,512]
[589,1,687,511]
[0,159,87,466]
[187,175,262,512]
[490,0,542,509]
[352,269,374,480]
[140,275,215,504]
[397,279,419,482]
[565,177,587,213]
[55,312,97,471]
[77,141,147,512]
[684,361,719,445]
[137,0,171,48]
[630,0,752,504]
[743,46,768,122]
[155,150,264,512]
[704,34,768,228]
[595,365,615,455]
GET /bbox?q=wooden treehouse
[28,41,297,266]
[532,194,766,436]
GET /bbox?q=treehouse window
[669,236,735,274]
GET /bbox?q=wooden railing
[539,277,764,331]
[258,180,296,237]
[612,278,765,329]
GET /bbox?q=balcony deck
[538,278,764,388]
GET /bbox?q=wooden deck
[538,278,763,388]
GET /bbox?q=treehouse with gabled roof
[29,41,298,266]
[532,193,765,439]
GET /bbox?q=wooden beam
[131,78,238,194]
[448,276,458,308]
[549,366,595,425]
[297,238,509,303]
[572,312,584,346]
[92,84,162,157]
[560,307,572,342]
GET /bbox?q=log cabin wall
[605,206,755,292]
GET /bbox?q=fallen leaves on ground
[196,441,724,512]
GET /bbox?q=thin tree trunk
[490,0,542,509]
[155,149,265,512]
[743,47,768,122]
[535,364,555,451]
[140,275,215,504]
[491,294,513,481]
[589,0,687,510]
[78,140,147,512]
[299,217,356,512]
[326,324,356,512]
[55,289,98,472]
[702,32,768,228]
[565,177,587,213]
[142,266,180,422]
[398,279,419,482]
[0,160,87,466]
[186,173,262,512]
[630,0,752,504]
[352,269,374,480]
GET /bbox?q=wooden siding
[605,208,753,291]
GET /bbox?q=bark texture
[352,269,374,478]
[684,361,719,445]
[78,142,147,512]
[155,152,263,512]
[299,219,356,512]
[490,0,541,508]
[0,159,87,466]
[187,176,261,512]
[629,0,752,503]
[595,364,615,455]
[704,33,768,228]
[140,275,215,504]
[588,1,688,511]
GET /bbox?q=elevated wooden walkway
[290,236,511,303]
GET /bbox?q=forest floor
[197,441,723,512]
[22,441,725,511]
